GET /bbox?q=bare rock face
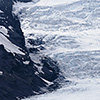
[0,0,61,100]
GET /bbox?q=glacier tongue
[13,0,100,100]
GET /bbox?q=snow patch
[0,33,25,55]
[0,71,3,75]
[40,76,54,86]
[0,26,9,37]
[0,10,3,13]
[8,26,13,31]
[23,61,30,65]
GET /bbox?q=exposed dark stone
[28,38,45,46]
[29,48,39,53]
[40,57,59,81]
[0,45,46,100]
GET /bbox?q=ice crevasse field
[13,0,100,100]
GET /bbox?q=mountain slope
[0,0,61,100]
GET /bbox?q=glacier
[13,0,100,100]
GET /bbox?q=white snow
[23,61,30,65]
[0,33,25,55]
[0,26,25,55]
[0,71,3,75]
[0,10,3,13]
[0,26,9,37]
[8,26,13,31]
[39,76,54,86]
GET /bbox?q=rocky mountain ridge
[0,0,61,100]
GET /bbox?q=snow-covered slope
[13,0,100,100]
[0,32,24,54]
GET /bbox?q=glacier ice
[13,0,100,100]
